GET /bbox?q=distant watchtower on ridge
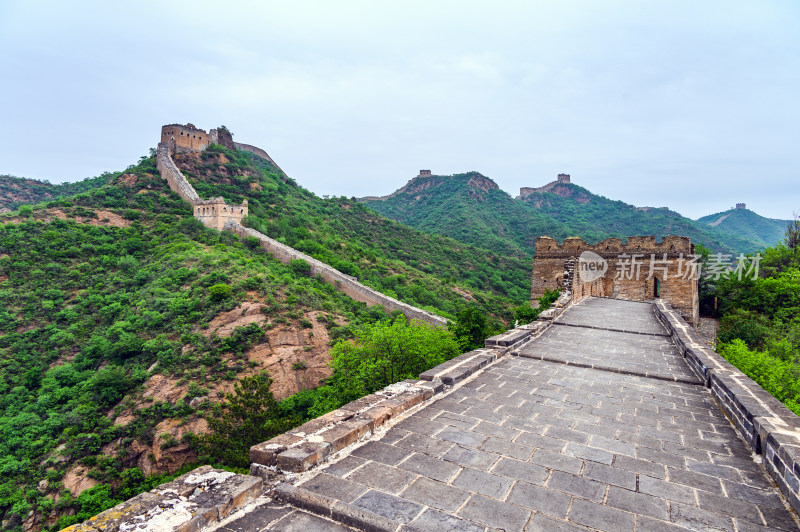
[557,173,571,184]
[418,169,432,177]
[736,203,746,210]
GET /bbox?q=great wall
[155,123,446,327]
[63,126,800,531]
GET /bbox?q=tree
[449,307,489,351]
[786,212,800,252]
[202,373,296,467]
[208,283,232,301]
[327,317,460,403]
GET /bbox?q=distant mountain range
[362,172,790,257]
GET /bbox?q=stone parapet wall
[655,299,800,514]
[156,142,200,203]
[234,142,284,173]
[225,221,448,327]
[60,466,262,532]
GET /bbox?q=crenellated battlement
[534,235,693,257]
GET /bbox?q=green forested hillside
[363,174,777,255]
[698,208,790,251]
[0,174,114,211]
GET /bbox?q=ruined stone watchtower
[418,169,432,177]
[557,173,570,184]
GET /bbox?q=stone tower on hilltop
[156,123,250,230]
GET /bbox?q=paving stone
[581,462,636,490]
[685,459,743,483]
[352,489,424,524]
[527,513,594,532]
[397,452,462,482]
[346,461,416,494]
[722,480,785,508]
[670,502,734,531]
[452,467,514,499]
[442,445,499,470]
[613,454,667,479]
[695,489,765,525]
[547,471,606,502]
[323,455,368,478]
[270,510,354,531]
[636,446,687,469]
[438,412,480,430]
[405,508,485,532]
[463,406,507,425]
[506,481,571,517]
[635,515,696,532]
[588,434,635,456]
[638,475,696,504]
[436,427,488,447]
[759,504,800,531]
[473,421,520,441]
[395,432,453,457]
[666,467,723,494]
[545,426,591,445]
[395,417,447,435]
[300,473,368,503]
[491,457,549,485]
[351,441,410,466]
[380,428,411,445]
[605,486,668,520]
[458,494,532,532]
[220,502,293,531]
[400,477,470,513]
[563,442,614,465]
[567,497,635,532]
[529,449,584,475]
[480,436,534,460]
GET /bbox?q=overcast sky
[1,1,798,220]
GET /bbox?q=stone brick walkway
[226,298,799,531]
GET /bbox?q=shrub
[208,283,232,301]
[290,259,311,276]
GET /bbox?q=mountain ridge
[362,172,786,255]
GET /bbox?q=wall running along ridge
[234,142,285,174]
[655,299,800,516]
[156,142,200,203]
[155,124,445,327]
[226,221,447,326]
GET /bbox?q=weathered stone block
[249,432,303,466]
[277,441,332,472]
